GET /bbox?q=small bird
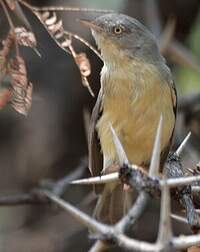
[80,13,177,224]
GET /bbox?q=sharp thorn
[109,122,129,166]
[171,214,188,224]
[34,47,42,57]
[149,115,163,177]
[71,172,119,185]
[175,132,191,156]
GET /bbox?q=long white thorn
[157,177,172,245]
[71,172,119,185]
[175,132,191,156]
[149,115,163,177]
[171,214,188,224]
[161,174,200,188]
[109,122,129,166]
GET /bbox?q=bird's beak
[78,19,103,32]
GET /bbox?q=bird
[80,13,177,224]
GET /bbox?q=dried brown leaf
[69,46,94,96]
[73,51,94,96]
[11,82,33,116]
[35,10,94,96]
[35,11,71,53]
[15,27,37,48]
[75,53,91,77]
[9,56,33,115]
[10,56,27,87]
[0,89,12,109]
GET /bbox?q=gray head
[80,13,164,64]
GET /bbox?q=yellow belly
[97,63,175,167]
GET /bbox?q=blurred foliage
[176,14,200,94]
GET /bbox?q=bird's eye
[113,25,124,34]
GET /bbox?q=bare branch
[64,31,102,60]
[19,0,113,13]
[116,192,149,233]
[156,178,172,245]
[44,191,111,234]
[115,234,157,252]
[0,192,47,206]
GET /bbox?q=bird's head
[79,13,162,64]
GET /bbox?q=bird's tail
[93,182,133,224]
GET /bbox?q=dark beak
[78,19,103,32]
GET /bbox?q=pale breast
[97,61,175,168]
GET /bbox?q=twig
[156,177,172,245]
[44,191,110,233]
[64,31,102,60]
[165,153,200,230]
[116,192,149,233]
[41,157,87,196]
[0,192,47,206]
[19,0,113,13]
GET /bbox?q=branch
[41,157,87,196]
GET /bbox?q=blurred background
[0,0,200,251]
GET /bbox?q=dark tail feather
[94,183,133,224]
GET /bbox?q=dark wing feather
[88,88,103,179]
[161,80,177,168]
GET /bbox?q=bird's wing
[170,79,177,116]
[161,79,177,167]
[88,88,103,178]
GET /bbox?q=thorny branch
[0,117,199,251]
[71,118,200,251]
[1,1,200,252]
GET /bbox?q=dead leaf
[15,27,37,48]
[9,56,33,116]
[75,53,91,77]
